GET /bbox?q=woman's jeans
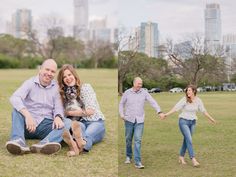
[125,120,144,165]
[178,118,196,159]
[79,119,105,151]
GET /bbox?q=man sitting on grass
[6,59,71,155]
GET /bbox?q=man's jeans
[125,120,144,164]
[10,109,71,144]
[79,119,105,151]
[178,118,196,159]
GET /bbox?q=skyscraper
[73,0,89,41]
[223,34,236,81]
[128,22,159,58]
[11,9,32,39]
[89,18,111,42]
[139,22,159,58]
[204,3,222,54]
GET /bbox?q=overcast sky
[118,0,236,41]
[0,0,235,41]
[0,0,118,34]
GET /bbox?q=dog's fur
[64,86,84,120]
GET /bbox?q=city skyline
[0,0,235,41]
[118,0,236,41]
[0,0,118,34]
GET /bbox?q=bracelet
[55,114,63,120]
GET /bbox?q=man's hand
[20,108,36,133]
[53,116,64,129]
[25,115,36,133]
[120,117,125,121]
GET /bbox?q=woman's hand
[65,110,81,117]
[204,112,216,124]
[209,118,216,124]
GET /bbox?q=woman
[164,85,216,167]
[57,64,105,156]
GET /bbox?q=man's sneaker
[124,157,131,164]
[6,139,30,155]
[30,142,61,155]
[135,162,145,169]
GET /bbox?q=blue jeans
[79,119,105,151]
[10,109,71,144]
[125,120,144,164]
[178,118,196,159]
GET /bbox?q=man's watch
[55,114,63,120]
[158,111,163,114]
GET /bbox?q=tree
[86,40,115,68]
[118,27,140,94]
[0,34,35,59]
[27,13,66,59]
[166,33,227,86]
[53,36,85,67]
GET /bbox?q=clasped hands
[158,112,167,120]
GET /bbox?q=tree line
[118,32,236,94]
[0,34,117,69]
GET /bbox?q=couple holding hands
[119,77,216,169]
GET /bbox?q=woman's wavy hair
[185,84,197,103]
[57,64,81,106]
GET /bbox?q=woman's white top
[174,96,206,120]
[80,83,105,121]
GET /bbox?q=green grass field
[0,69,118,177]
[118,92,236,177]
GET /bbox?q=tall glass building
[12,9,32,39]
[73,0,89,41]
[140,22,159,58]
[204,3,221,54]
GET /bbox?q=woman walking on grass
[163,85,216,167]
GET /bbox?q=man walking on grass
[6,59,71,155]
[119,77,165,169]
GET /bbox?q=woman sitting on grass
[57,64,105,156]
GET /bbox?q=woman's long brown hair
[57,64,81,106]
[185,85,197,103]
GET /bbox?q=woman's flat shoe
[178,159,187,165]
[193,162,200,167]
[178,157,187,165]
[192,159,200,167]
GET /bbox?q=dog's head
[65,86,77,100]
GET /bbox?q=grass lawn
[118,92,236,177]
[0,69,118,177]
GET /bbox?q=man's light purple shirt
[119,88,161,123]
[10,75,64,126]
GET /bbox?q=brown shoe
[71,121,86,152]
[6,139,30,155]
[62,130,80,156]
[30,142,61,155]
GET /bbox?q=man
[119,77,165,169]
[6,59,71,155]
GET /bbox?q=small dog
[64,86,84,120]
